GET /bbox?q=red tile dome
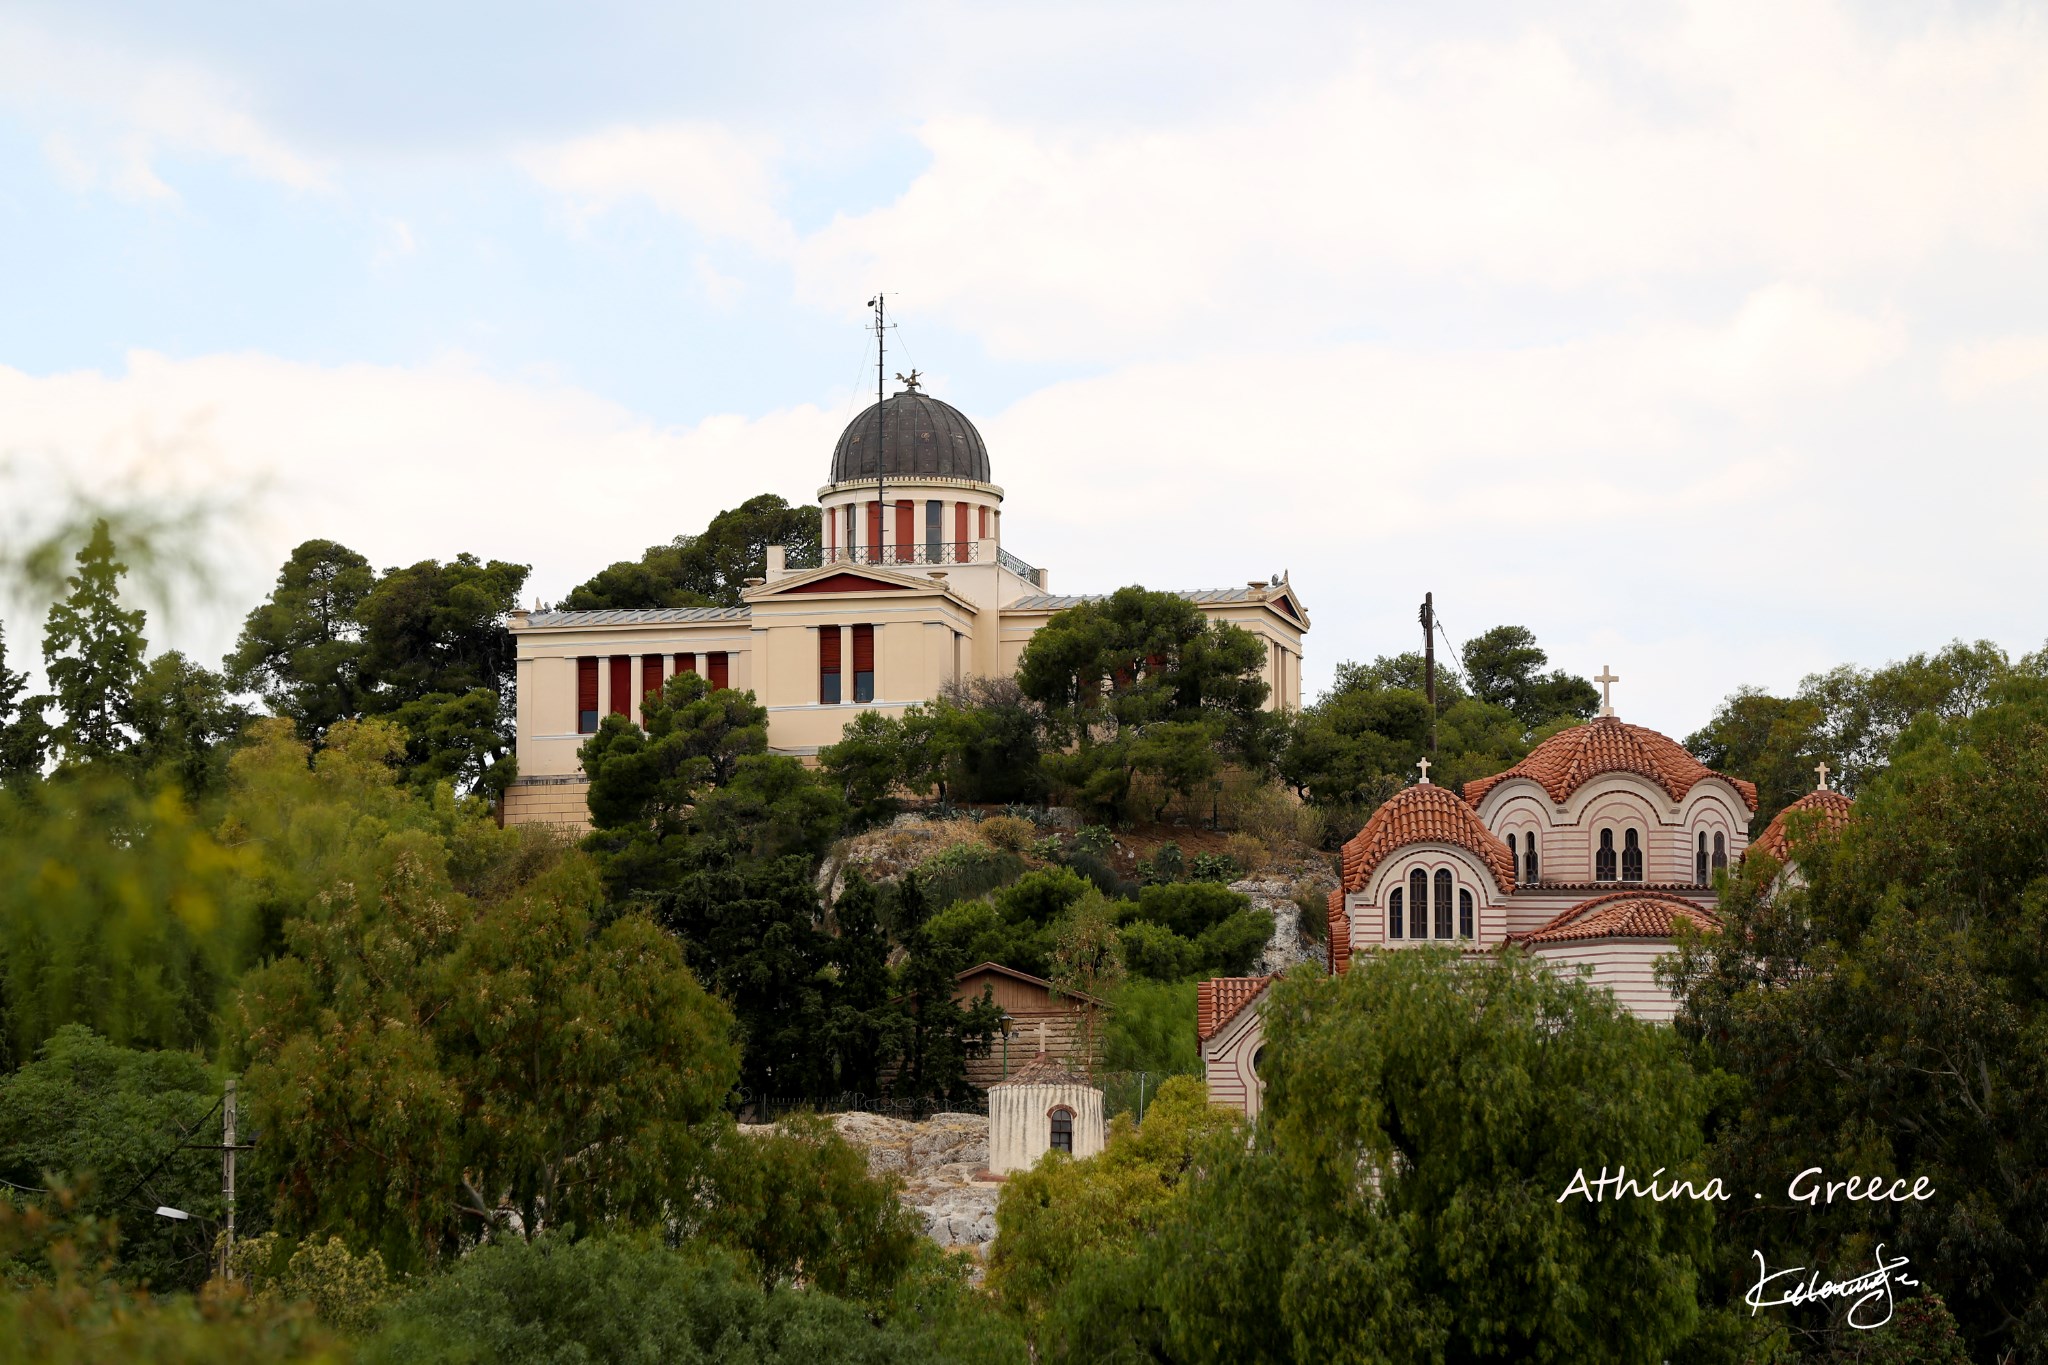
[1750,787,1855,861]
[1340,781,1516,893]
[1463,717,1757,811]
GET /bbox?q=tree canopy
[563,494,820,611]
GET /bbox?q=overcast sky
[3,1,2045,736]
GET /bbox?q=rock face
[1234,870,1338,975]
[748,1111,1002,1250]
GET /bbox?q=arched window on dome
[1713,832,1727,875]
[1048,1106,1074,1154]
[1596,829,1617,881]
[1622,828,1643,882]
[1459,888,1474,939]
[1524,833,1539,884]
[1697,831,1709,885]
[1409,869,1428,940]
[1388,887,1404,940]
[1434,869,1453,939]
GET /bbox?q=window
[1251,1046,1265,1078]
[979,505,990,539]
[1049,1106,1074,1154]
[852,624,875,702]
[1696,832,1709,885]
[576,657,599,733]
[1596,828,1617,881]
[642,654,664,706]
[1622,828,1643,882]
[955,501,969,553]
[1713,832,1727,874]
[1388,888,1404,940]
[608,656,632,718]
[844,504,856,559]
[926,499,943,562]
[894,500,914,563]
[1507,832,1518,878]
[819,626,842,704]
[1524,833,1539,884]
[1409,869,1427,940]
[867,501,883,560]
[1434,869,1453,938]
[673,652,695,675]
[708,652,729,691]
[1459,888,1474,939]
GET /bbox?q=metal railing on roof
[997,546,1042,586]
[787,542,983,570]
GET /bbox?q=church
[501,379,1311,828]
[1198,681,1856,1118]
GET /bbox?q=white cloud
[790,0,2048,361]
[1942,335,2048,402]
[521,123,793,252]
[0,14,325,198]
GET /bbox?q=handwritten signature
[1746,1245,1918,1330]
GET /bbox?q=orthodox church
[502,380,1310,828]
[1199,681,1854,1118]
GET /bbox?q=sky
[2,0,2046,736]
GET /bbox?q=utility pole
[221,1077,237,1282]
[1420,592,1437,757]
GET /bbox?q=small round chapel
[987,1049,1105,1176]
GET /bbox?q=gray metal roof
[522,606,752,628]
[831,391,991,484]
[1007,587,1282,612]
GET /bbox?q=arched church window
[1434,869,1453,939]
[1713,833,1727,874]
[1622,829,1643,882]
[1697,832,1709,885]
[1251,1046,1265,1079]
[1388,888,1404,940]
[1596,829,1617,881]
[1507,832,1517,875]
[1048,1106,1074,1154]
[1524,833,1539,884]
[1409,869,1427,939]
[1459,888,1474,939]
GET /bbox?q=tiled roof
[1750,788,1855,862]
[954,961,1109,1009]
[1512,891,1720,946]
[1340,783,1517,892]
[1327,888,1351,974]
[519,606,752,627]
[1006,586,1292,612]
[1463,717,1758,812]
[992,1051,1092,1086]
[1196,975,1274,1041]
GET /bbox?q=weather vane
[895,369,922,391]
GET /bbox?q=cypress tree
[42,520,147,765]
[0,618,47,783]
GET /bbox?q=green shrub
[976,815,1036,852]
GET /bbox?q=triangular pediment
[783,571,910,594]
[745,561,978,612]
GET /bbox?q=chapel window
[576,657,599,734]
[1696,832,1709,885]
[1049,1106,1074,1155]
[1524,833,1539,884]
[1388,888,1404,941]
[1434,869,1453,939]
[1507,832,1518,876]
[1409,869,1428,941]
[1596,829,1617,881]
[1622,828,1643,882]
[1459,888,1474,940]
[1713,832,1727,874]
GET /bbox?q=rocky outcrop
[1233,867,1339,976]
[744,1110,1002,1251]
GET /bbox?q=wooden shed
[953,962,1109,1089]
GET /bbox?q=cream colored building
[503,383,1309,828]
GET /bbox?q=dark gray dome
[830,390,990,484]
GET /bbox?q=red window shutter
[577,657,599,731]
[708,652,729,690]
[641,654,663,700]
[851,623,874,674]
[894,500,913,562]
[866,501,882,558]
[608,656,632,716]
[820,626,842,672]
[978,505,989,539]
[955,501,968,552]
[673,652,695,674]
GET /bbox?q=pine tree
[0,618,48,783]
[42,520,147,765]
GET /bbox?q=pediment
[745,562,978,612]
[783,572,911,595]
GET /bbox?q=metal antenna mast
[869,293,886,562]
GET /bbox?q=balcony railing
[806,541,982,569]
[998,546,1042,587]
